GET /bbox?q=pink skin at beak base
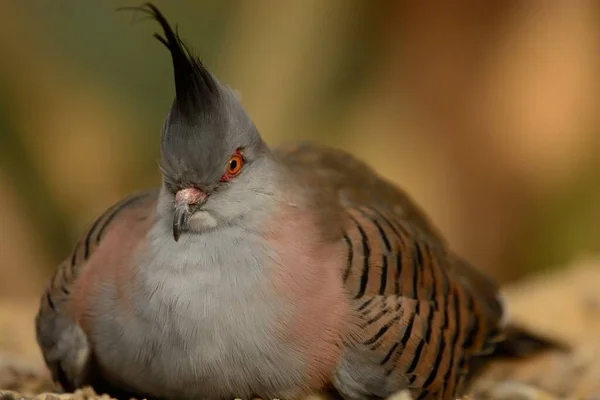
[175,187,207,206]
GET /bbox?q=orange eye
[226,153,243,176]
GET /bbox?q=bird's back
[275,142,505,400]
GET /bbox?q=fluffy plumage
[35,4,560,400]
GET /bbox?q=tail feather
[487,323,569,359]
[464,323,569,387]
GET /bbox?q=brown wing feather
[38,190,158,316]
[35,190,158,391]
[276,143,504,400]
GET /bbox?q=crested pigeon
[35,4,558,400]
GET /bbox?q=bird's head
[134,4,279,241]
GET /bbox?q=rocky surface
[1,256,600,400]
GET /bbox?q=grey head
[132,4,280,240]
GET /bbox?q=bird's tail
[465,322,569,386]
[487,322,569,358]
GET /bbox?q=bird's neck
[142,217,271,287]
[137,180,348,300]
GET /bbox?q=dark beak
[172,204,193,242]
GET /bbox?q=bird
[34,4,560,400]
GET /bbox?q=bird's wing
[35,190,159,392]
[275,143,504,400]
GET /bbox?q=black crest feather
[119,3,220,118]
[119,3,260,190]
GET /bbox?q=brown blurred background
[0,0,599,359]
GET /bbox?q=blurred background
[0,0,599,352]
